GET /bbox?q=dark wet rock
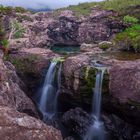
[62,108,92,137]
[103,114,140,140]
[64,136,75,140]
[62,107,140,140]
[47,10,79,45]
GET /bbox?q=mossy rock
[5,54,40,73]
[77,66,109,105]
[99,41,112,51]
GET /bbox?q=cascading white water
[84,65,106,140]
[39,61,62,120]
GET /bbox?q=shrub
[123,15,139,24]
[1,39,9,48]
[12,21,25,38]
[115,24,140,52]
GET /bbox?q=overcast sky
[0,0,103,9]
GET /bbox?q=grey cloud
[0,0,103,9]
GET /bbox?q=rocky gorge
[0,1,140,140]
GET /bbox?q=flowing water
[84,64,106,140]
[39,61,62,121]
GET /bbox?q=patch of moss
[99,43,112,51]
[52,57,65,63]
[77,66,109,104]
[5,54,39,73]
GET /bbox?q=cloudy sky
[0,0,103,9]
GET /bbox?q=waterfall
[92,68,105,120]
[39,61,62,121]
[84,65,106,140]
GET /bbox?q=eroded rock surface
[0,50,37,116]
[0,106,62,140]
[109,60,140,103]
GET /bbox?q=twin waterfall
[84,66,106,140]
[38,60,106,140]
[39,61,62,121]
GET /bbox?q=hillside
[58,0,140,19]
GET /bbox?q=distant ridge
[28,8,52,12]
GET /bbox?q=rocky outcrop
[8,12,54,49]
[0,50,37,116]
[47,9,127,45]
[47,10,80,45]
[0,106,62,140]
[0,50,63,139]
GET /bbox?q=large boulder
[62,108,92,137]
[103,59,140,127]
[0,106,62,140]
[109,60,140,103]
[63,54,90,91]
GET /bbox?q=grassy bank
[59,0,140,17]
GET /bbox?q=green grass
[123,15,139,24]
[0,5,27,15]
[99,0,140,11]
[58,0,140,17]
